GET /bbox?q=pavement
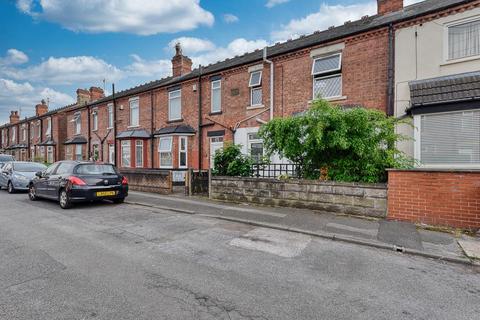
[1,191,479,320]
[126,191,480,265]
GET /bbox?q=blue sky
[0,0,422,123]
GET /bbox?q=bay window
[135,140,144,168]
[121,140,131,167]
[159,136,173,168]
[312,53,342,100]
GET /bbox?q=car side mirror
[35,171,43,178]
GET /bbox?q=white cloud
[4,56,123,85]
[271,2,377,41]
[0,49,29,66]
[17,0,214,36]
[0,78,75,122]
[223,13,239,23]
[168,37,216,55]
[190,38,269,67]
[125,55,171,78]
[266,0,290,8]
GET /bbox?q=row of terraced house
[1,0,480,227]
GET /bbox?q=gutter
[263,47,274,120]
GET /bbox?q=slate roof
[70,0,473,108]
[64,136,87,144]
[153,124,196,136]
[6,144,27,150]
[116,128,151,139]
[38,137,56,146]
[409,71,480,106]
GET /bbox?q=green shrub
[213,143,253,177]
[259,99,412,183]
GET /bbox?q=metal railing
[251,163,301,178]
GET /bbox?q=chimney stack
[377,0,403,15]
[9,111,19,124]
[35,99,48,117]
[171,43,192,77]
[76,88,91,105]
[89,86,105,102]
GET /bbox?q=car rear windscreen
[13,162,46,172]
[0,155,14,162]
[75,164,117,175]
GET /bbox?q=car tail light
[121,176,128,185]
[68,176,86,186]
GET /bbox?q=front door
[209,137,224,169]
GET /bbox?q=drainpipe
[87,104,91,160]
[150,90,154,168]
[197,65,203,170]
[263,47,274,120]
[27,121,30,161]
[112,83,118,167]
[387,23,395,117]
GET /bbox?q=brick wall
[120,168,172,194]
[211,176,387,217]
[388,169,480,230]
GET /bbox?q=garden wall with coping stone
[210,176,387,217]
[120,168,172,194]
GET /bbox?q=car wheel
[28,184,38,201]
[113,198,125,204]
[59,189,72,209]
[7,182,15,194]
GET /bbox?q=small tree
[213,143,253,177]
[259,99,412,183]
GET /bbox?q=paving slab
[458,236,480,260]
[377,220,424,250]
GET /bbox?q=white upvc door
[210,137,224,169]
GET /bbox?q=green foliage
[213,143,253,177]
[259,99,412,183]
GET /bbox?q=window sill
[167,119,184,124]
[308,96,347,104]
[209,111,222,116]
[247,104,265,110]
[440,55,480,67]
[128,125,140,129]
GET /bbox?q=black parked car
[29,161,128,209]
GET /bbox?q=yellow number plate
[96,191,116,197]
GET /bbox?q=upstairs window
[168,90,182,121]
[37,121,41,138]
[211,80,221,113]
[92,109,98,131]
[159,136,173,168]
[130,98,139,127]
[108,103,114,128]
[448,19,480,60]
[46,117,52,136]
[249,70,262,107]
[74,112,81,135]
[312,53,342,100]
[21,126,26,141]
[11,127,16,143]
[30,122,35,138]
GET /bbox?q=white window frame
[413,109,480,168]
[75,144,83,161]
[11,127,16,143]
[121,140,131,168]
[313,74,343,100]
[311,53,342,75]
[250,87,262,107]
[135,140,144,168]
[74,112,81,135]
[37,120,41,138]
[21,125,26,141]
[108,144,115,164]
[107,103,114,129]
[444,16,480,63]
[45,117,52,136]
[168,90,182,121]
[249,70,262,87]
[30,122,35,139]
[158,136,173,168]
[211,80,222,113]
[129,97,140,127]
[47,146,54,163]
[92,109,98,131]
[209,136,224,169]
[178,136,188,168]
